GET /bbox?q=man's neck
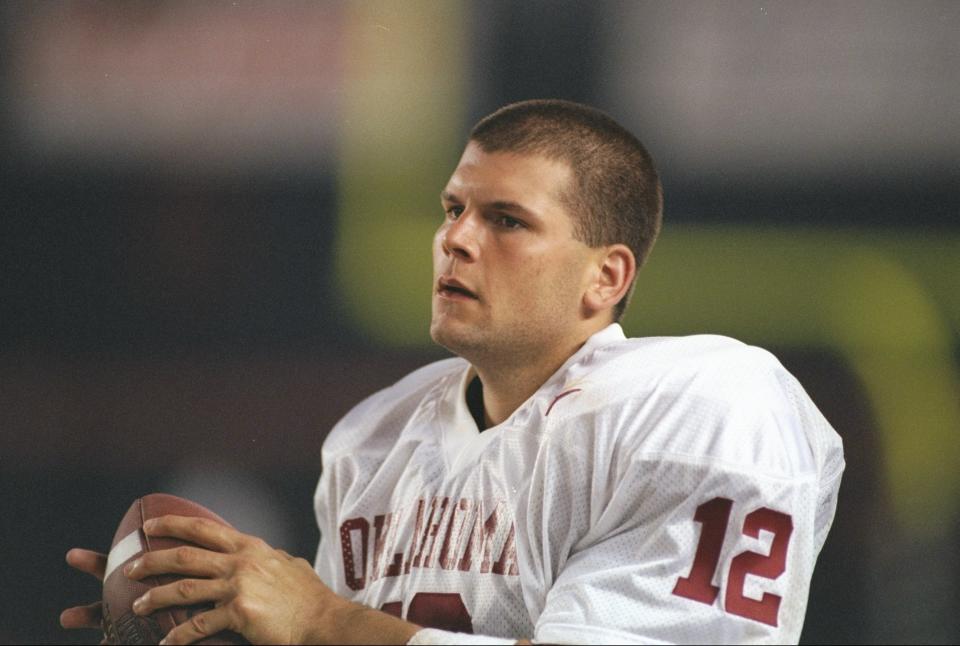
[471,327,601,428]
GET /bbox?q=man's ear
[583,244,636,317]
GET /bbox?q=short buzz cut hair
[469,99,663,322]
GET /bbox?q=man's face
[430,142,598,364]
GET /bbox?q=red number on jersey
[672,497,794,627]
[381,601,402,618]
[671,497,733,604]
[725,507,793,626]
[381,592,473,633]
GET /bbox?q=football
[101,493,247,645]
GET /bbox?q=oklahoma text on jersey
[339,496,519,591]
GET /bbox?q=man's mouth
[437,277,479,300]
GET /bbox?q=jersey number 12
[672,497,793,627]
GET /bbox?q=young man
[62,100,844,644]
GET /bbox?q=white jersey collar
[439,324,627,470]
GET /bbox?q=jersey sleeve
[530,456,825,644]
[313,422,356,590]
[523,346,844,645]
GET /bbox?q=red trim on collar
[545,388,582,416]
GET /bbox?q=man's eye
[495,215,524,229]
[445,206,464,219]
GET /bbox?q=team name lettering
[339,497,519,590]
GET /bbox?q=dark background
[1,2,958,643]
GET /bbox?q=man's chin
[430,319,483,357]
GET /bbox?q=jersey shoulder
[551,334,843,480]
[559,333,780,408]
[322,357,467,460]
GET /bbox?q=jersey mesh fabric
[314,324,844,644]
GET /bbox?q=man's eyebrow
[440,191,537,218]
[489,200,535,216]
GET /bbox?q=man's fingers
[133,578,233,616]
[60,601,103,630]
[144,515,242,552]
[62,552,106,633]
[66,548,108,581]
[126,545,228,580]
[160,606,233,645]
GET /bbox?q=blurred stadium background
[0,1,957,643]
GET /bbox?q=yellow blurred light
[335,0,466,347]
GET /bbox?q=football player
[62,99,844,644]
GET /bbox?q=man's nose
[441,211,479,261]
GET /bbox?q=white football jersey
[313,324,844,644]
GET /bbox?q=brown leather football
[101,493,247,645]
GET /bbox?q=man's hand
[125,515,327,644]
[60,548,107,632]
[126,515,420,645]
